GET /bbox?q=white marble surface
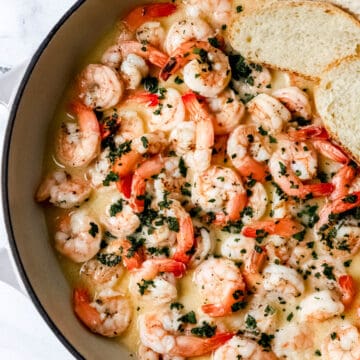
[0,1,77,359]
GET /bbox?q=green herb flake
[178,311,197,324]
[110,199,123,217]
[191,321,217,338]
[103,171,119,186]
[88,222,99,237]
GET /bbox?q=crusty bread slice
[229,1,360,78]
[315,56,360,162]
[317,0,360,19]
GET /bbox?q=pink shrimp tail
[202,303,229,317]
[127,91,159,107]
[235,155,268,182]
[113,150,143,178]
[288,125,328,141]
[313,139,349,164]
[330,165,357,201]
[73,288,100,330]
[124,3,177,31]
[172,215,194,264]
[116,174,133,199]
[154,259,187,277]
[303,182,334,198]
[339,275,356,307]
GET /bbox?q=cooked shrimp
[213,336,277,360]
[227,124,271,182]
[269,144,334,199]
[169,121,196,156]
[123,2,177,32]
[54,210,102,263]
[330,164,357,201]
[161,41,231,97]
[147,88,186,132]
[322,323,360,360]
[139,309,233,357]
[56,102,101,167]
[120,54,149,90]
[220,234,256,262]
[247,93,291,134]
[262,263,305,297]
[192,165,247,224]
[273,323,314,359]
[88,150,112,188]
[184,0,232,29]
[100,196,140,238]
[206,89,245,135]
[136,22,166,50]
[164,18,214,54]
[299,290,344,322]
[101,44,122,69]
[36,170,91,208]
[78,64,124,110]
[188,223,214,268]
[193,257,246,317]
[272,86,312,120]
[243,182,268,224]
[114,109,145,143]
[181,92,214,172]
[129,259,185,304]
[119,40,168,68]
[73,288,131,337]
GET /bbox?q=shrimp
[243,182,268,224]
[242,218,304,239]
[181,92,214,172]
[129,259,185,304]
[322,323,360,360]
[272,86,312,120]
[188,223,214,268]
[330,164,357,201]
[262,263,305,298]
[100,196,140,238]
[139,309,233,357]
[317,191,360,230]
[273,323,314,359]
[147,88,186,132]
[160,41,231,97]
[120,54,149,90]
[78,64,124,110]
[213,336,277,360]
[114,109,145,143]
[123,2,177,32]
[56,102,101,168]
[206,89,245,135]
[73,288,131,337]
[221,234,256,262]
[101,44,122,69]
[191,165,247,224]
[36,170,91,208]
[54,210,102,263]
[299,290,344,322]
[164,18,214,54]
[227,125,271,182]
[169,121,196,156]
[119,41,168,68]
[136,22,166,50]
[269,145,334,199]
[184,0,232,29]
[247,93,291,134]
[193,257,247,317]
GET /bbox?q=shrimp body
[192,165,247,223]
[73,288,131,337]
[139,309,233,356]
[36,170,91,208]
[56,102,101,168]
[55,211,102,263]
[169,121,196,156]
[165,18,214,54]
[101,44,122,69]
[136,21,166,50]
[193,257,246,317]
[120,53,149,90]
[227,124,270,181]
[188,224,214,268]
[207,89,245,135]
[243,182,268,224]
[247,93,291,134]
[220,234,256,262]
[78,64,124,110]
[322,323,360,360]
[330,164,357,201]
[213,336,277,360]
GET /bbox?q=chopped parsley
[245,315,257,329]
[343,194,358,203]
[178,311,197,324]
[88,222,99,237]
[110,199,123,217]
[191,321,217,338]
[208,37,220,48]
[96,252,121,267]
[103,171,119,186]
[140,136,149,149]
[236,5,243,12]
[179,157,188,177]
[174,76,184,84]
[137,279,155,295]
[143,76,159,93]
[170,302,184,310]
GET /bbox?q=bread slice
[315,56,360,162]
[229,1,360,78]
[319,0,360,19]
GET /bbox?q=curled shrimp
[227,124,271,182]
[36,170,91,208]
[169,121,196,156]
[181,92,214,171]
[243,182,268,224]
[54,210,102,263]
[160,41,231,97]
[136,22,166,50]
[78,64,124,110]
[272,86,312,120]
[101,44,123,69]
[120,53,149,90]
[73,288,131,337]
[191,165,247,224]
[184,0,232,29]
[330,164,357,201]
[321,323,360,360]
[213,335,277,360]
[114,109,145,143]
[165,18,214,54]
[220,234,256,262]
[188,223,214,268]
[299,290,344,322]
[56,102,101,168]
[139,308,233,357]
[207,89,245,135]
[193,257,247,317]
[247,93,291,134]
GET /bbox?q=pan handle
[0,61,28,108]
